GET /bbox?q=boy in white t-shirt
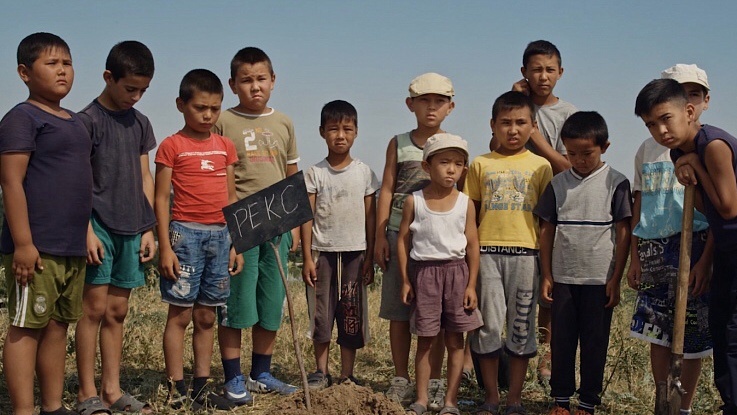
[301,100,379,389]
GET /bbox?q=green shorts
[85,215,145,289]
[4,254,86,328]
[217,232,291,331]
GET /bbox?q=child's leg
[550,283,578,409]
[37,320,70,412]
[379,231,412,381]
[649,343,670,384]
[537,304,552,379]
[389,321,412,379]
[163,304,193,382]
[444,331,465,407]
[4,326,41,415]
[218,326,242,360]
[463,337,473,374]
[429,332,445,379]
[192,304,216,379]
[75,283,109,401]
[414,336,434,407]
[99,285,133,403]
[506,356,529,406]
[477,354,500,405]
[340,346,357,378]
[314,342,330,374]
[680,358,703,411]
[578,285,613,413]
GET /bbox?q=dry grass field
[0,258,723,414]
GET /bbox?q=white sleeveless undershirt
[409,190,468,261]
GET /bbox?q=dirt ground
[273,383,406,415]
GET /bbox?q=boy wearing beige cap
[465,91,552,415]
[627,64,713,415]
[375,72,455,408]
[398,133,482,415]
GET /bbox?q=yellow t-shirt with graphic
[464,151,552,249]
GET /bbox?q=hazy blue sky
[2,1,737,179]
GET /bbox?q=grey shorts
[378,230,411,321]
[470,249,539,357]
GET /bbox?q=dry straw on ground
[0,261,722,414]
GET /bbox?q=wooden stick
[270,240,311,411]
[664,184,695,415]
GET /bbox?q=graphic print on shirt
[242,127,279,163]
[483,169,535,212]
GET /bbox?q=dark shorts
[410,258,483,337]
[630,231,712,358]
[306,251,369,349]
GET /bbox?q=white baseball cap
[423,133,468,161]
[661,64,709,90]
[409,72,455,98]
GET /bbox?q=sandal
[109,391,153,414]
[407,402,427,415]
[504,404,527,415]
[476,403,500,415]
[76,397,111,415]
[439,406,461,415]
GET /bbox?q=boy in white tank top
[397,133,482,415]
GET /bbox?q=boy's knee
[193,307,216,330]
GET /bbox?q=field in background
[0,258,723,414]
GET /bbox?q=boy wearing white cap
[375,72,455,408]
[465,91,553,415]
[397,133,482,415]
[627,64,713,415]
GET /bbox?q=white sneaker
[385,376,414,404]
[428,378,446,411]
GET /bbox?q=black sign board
[223,171,313,254]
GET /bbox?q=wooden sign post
[223,171,313,410]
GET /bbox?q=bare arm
[286,162,300,250]
[676,141,737,219]
[691,229,714,296]
[606,219,631,308]
[528,128,571,174]
[300,193,317,287]
[626,191,642,289]
[538,219,556,303]
[0,152,42,284]
[363,193,377,284]
[226,165,242,275]
[397,195,415,305]
[374,137,398,270]
[463,198,479,310]
[139,154,156,262]
[154,164,179,280]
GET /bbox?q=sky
[2,1,737,180]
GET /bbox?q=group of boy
[1,33,299,415]
[4,30,737,415]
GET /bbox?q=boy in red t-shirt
[154,69,243,410]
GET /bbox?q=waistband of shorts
[480,246,538,256]
[411,258,466,267]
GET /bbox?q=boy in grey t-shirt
[534,112,631,415]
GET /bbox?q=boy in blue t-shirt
[1,32,93,415]
[636,78,737,415]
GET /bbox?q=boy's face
[521,54,562,99]
[563,137,608,177]
[406,93,454,129]
[320,117,357,156]
[102,72,152,111]
[682,82,709,122]
[641,101,697,151]
[490,106,536,156]
[176,90,223,137]
[422,149,467,188]
[18,47,74,103]
[228,61,275,114]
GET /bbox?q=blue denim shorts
[160,221,231,307]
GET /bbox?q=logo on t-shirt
[200,159,215,171]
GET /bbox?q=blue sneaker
[247,372,298,395]
[223,374,253,405]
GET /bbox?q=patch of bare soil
[274,383,406,415]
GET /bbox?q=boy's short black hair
[491,91,535,121]
[230,47,273,79]
[561,111,609,147]
[106,41,154,81]
[320,100,357,128]
[634,78,688,118]
[179,69,223,103]
[17,32,70,68]
[523,40,561,68]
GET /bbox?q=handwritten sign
[223,171,313,253]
